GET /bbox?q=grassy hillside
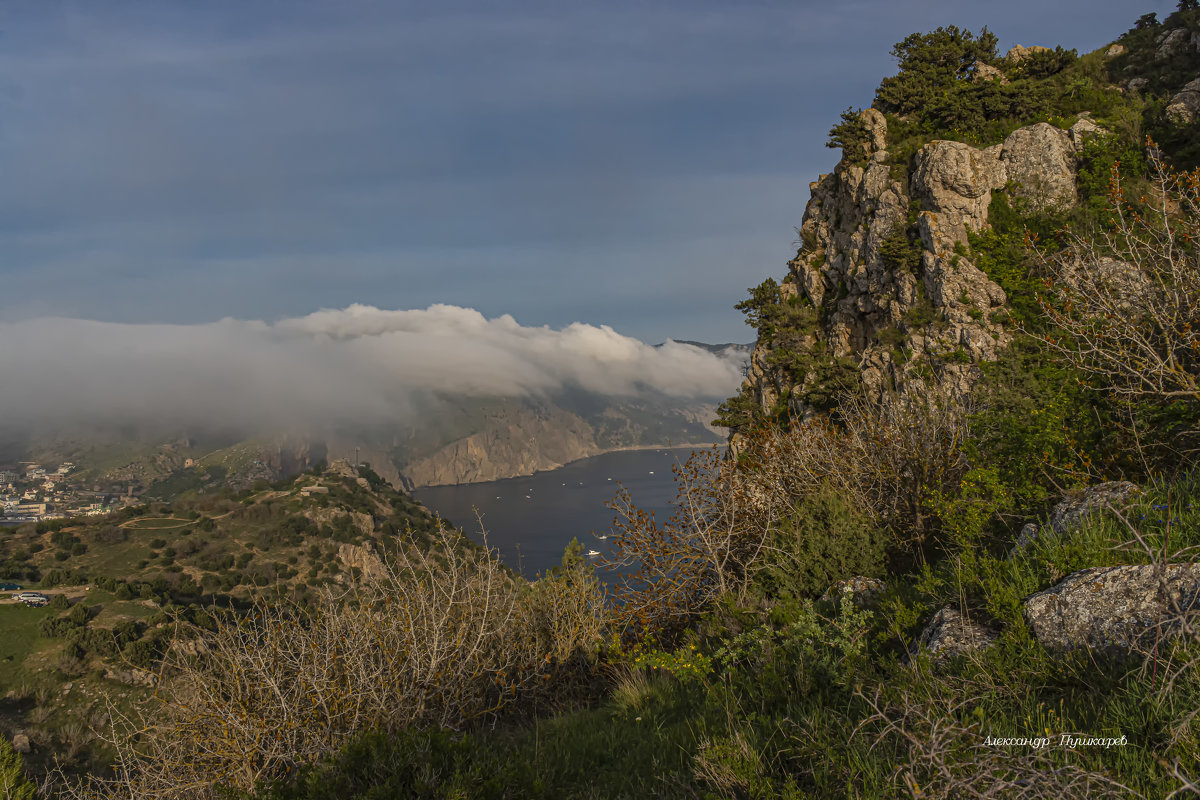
[0,461,451,779]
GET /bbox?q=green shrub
[755,483,888,600]
[875,26,1000,116]
[0,736,36,800]
[826,107,873,163]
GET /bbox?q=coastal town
[0,462,131,524]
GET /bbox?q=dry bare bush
[857,689,1138,800]
[1037,143,1200,406]
[602,446,775,633]
[47,523,607,799]
[745,381,970,552]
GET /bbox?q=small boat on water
[596,534,607,540]
[586,550,601,557]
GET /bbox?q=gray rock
[861,108,888,158]
[1167,77,1200,124]
[1024,564,1200,653]
[1126,77,1150,93]
[1069,116,1106,152]
[1157,28,1200,61]
[11,733,30,754]
[820,576,886,607]
[1048,481,1141,537]
[911,140,1006,246]
[1013,522,1040,552]
[1010,481,1140,557]
[972,60,1006,83]
[912,607,999,663]
[1001,123,1078,211]
[1105,44,1126,58]
[103,666,159,687]
[1005,45,1051,64]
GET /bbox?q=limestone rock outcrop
[737,110,1095,424]
[1024,564,1200,653]
[1167,77,1200,124]
[911,140,1005,243]
[1005,45,1051,64]
[1125,77,1151,93]
[972,60,1006,83]
[336,542,387,581]
[1068,115,1105,151]
[103,665,159,687]
[999,123,1078,211]
[1157,28,1200,61]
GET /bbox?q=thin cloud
[0,305,745,435]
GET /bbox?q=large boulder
[1024,564,1200,654]
[11,733,30,754]
[1167,77,1200,124]
[911,607,999,664]
[911,140,1006,246]
[1000,123,1078,212]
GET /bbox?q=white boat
[586,549,600,557]
[596,534,607,540]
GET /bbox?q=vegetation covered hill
[0,460,451,779]
[11,5,1200,799]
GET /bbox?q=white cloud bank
[0,304,745,433]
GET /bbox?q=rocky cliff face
[398,403,604,487]
[738,108,1098,424]
[397,396,728,487]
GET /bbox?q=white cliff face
[739,110,1091,422]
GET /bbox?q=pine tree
[0,737,36,800]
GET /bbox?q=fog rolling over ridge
[0,304,746,437]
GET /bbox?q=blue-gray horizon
[0,0,1168,343]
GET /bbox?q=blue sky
[0,0,1170,344]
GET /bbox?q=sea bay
[412,446,714,579]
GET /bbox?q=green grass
[264,677,715,800]
[0,604,57,692]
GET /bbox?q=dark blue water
[413,447,713,579]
